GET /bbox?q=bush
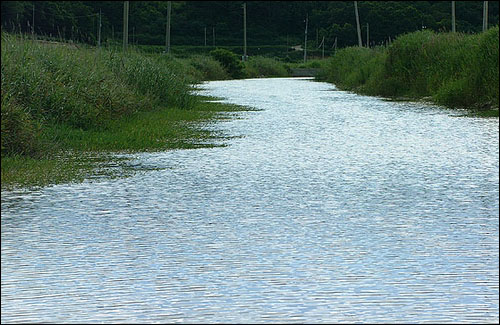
[210,48,244,78]
[244,56,288,78]
[187,55,229,80]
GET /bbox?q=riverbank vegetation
[3,24,498,189]
[321,27,499,115]
[1,32,262,189]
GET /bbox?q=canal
[2,77,499,323]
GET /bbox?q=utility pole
[304,14,308,63]
[98,9,102,47]
[452,1,456,32]
[243,2,247,61]
[165,1,171,54]
[123,1,129,51]
[366,23,369,47]
[354,1,362,47]
[204,27,207,47]
[32,4,35,40]
[213,27,215,47]
[321,36,325,59]
[483,1,488,31]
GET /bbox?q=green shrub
[244,56,288,78]
[210,48,245,78]
[187,55,229,80]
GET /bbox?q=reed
[1,32,197,156]
[322,27,499,112]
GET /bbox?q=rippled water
[2,78,499,323]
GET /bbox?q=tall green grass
[1,32,198,157]
[323,27,499,111]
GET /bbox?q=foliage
[243,56,288,78]
[185,55,229,80]
[209,48,245,78]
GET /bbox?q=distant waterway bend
[1,77,499,323]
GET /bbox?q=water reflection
[2,78,498,323]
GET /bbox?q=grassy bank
[1,99,253,189]
[1,33,253,189]
[322,27,499,114]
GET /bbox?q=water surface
[2,78,499,323]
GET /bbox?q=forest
[2,1,498,53]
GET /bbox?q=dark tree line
[2,1,498,48]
